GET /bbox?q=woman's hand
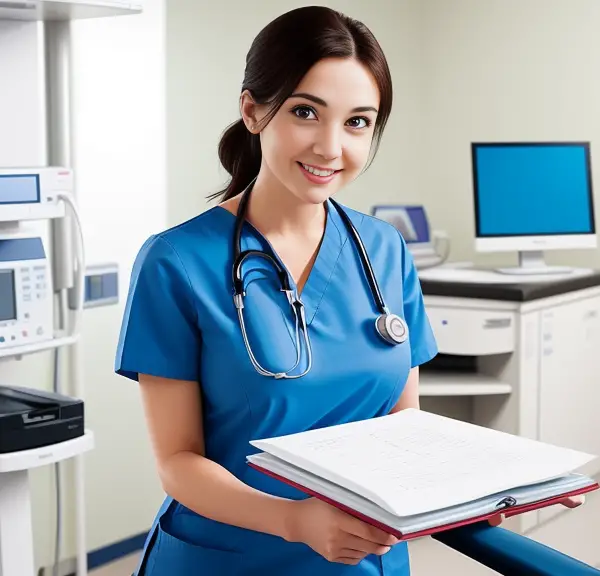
[488,495,585,527]
[284,498,398,565]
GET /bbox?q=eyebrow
[290,92,378,114]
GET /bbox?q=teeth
[302,164,336,177]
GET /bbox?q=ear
[240,90,261,134]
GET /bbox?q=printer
[0,385,84,453]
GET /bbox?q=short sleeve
[114,235,201,382]
[397,232,438,368]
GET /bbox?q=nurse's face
[247,57,380,205]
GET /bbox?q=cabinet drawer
[426,306,515,356]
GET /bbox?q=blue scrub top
[115,200,438,576]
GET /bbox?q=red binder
[249,461,599,541]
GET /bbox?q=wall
[166,0,423,227]
[419,0,600,269]
[0,1,166,572]
[68,0,167,563]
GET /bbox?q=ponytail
[209,119,262,202]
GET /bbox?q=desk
[418,267,600,533]
[0,431,94,576]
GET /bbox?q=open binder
[247,409,599,541]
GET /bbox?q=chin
[293,185,338,206]
[291,176,346,205]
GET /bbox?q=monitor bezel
[471,141,596,252]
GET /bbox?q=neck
[245,169,326,239]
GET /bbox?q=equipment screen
[472,143,595,237]
[0,270,16,322]
[371,206,430,243]
[0,174,40,204]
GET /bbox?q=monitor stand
[496,250,574,276]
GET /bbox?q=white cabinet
[536,294,600,525]
[422,283,600,534]
[539,293,600,460]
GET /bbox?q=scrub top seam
[308,203,355,321]
[309,235,349,322]
[156,235,200,324]
[328,202,345,241]
[392,228,410,275]
[359,211,399,234]
[361,213,411,275]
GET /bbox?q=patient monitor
[371,205,450,269]
[471,141,596,275]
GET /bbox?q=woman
[115,6,579,576]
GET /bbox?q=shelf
[420,372,513,397]
[0,429,94,472]
[0,0,142,22]
[0,334,78,360]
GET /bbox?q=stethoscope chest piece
[376,313,409,345]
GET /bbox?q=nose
[312,125,342,160]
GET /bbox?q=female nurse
[115,5,581,575]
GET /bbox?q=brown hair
[210,6,393,202]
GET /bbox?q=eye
[291,105,317,120]
[346,116,371,130]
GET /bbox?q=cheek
[343,137,372,172]
[261,127,310,169]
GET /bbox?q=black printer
[0,385,84,453]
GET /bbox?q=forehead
[294,57,380,109]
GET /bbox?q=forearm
[159,450,295,540]
[389,366,420,413]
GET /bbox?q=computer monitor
[471,141,596,275]
[370,205,431,245]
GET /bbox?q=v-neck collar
[214,199,349,325]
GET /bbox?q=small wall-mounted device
[69,263,118,310]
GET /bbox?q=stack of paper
[246,409,598,539]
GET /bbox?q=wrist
[274,498,299,542]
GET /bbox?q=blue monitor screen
[0,175,39,204]
[472,143,595,237]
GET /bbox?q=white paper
[250,409,597,517]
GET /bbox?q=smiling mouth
[298,162,341,177]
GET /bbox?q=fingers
[488,513,504,527]
[562,495,585,508]
[333,544,391,566]
[343,534,392,556]
[342,516,399,547]
[336,556,362,565]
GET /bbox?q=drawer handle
[483,318,512,329]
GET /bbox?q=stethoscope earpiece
[375,313,409,345]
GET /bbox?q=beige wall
[419,0,600,269]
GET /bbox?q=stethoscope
[231,179,409,379]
